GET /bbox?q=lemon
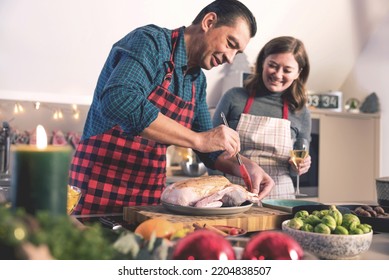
[170,228,192,240]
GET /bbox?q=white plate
[161,201,253,216]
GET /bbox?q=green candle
[11,125,73,216]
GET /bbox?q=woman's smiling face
[262,52,301,93]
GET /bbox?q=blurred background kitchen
[1,0,388,203]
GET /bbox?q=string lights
[53,109,64,120]
[14,102,24,114]
[13,101,81,120]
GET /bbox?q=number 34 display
[307,91,343,112]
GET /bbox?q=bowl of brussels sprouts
[282,205,373,259]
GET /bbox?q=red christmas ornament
[172,230,236,260]
[242,231,303,260]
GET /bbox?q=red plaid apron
[69,29,196,214]
[225,92,295,199]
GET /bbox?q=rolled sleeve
[90,27,170,137]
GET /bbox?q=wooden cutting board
[123,205,292,232]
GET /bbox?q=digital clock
[307,91,342,112]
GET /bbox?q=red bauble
[242,231,303,260]
[172,230,236,260]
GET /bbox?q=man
[69,0,274,214]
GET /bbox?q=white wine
[290,139,309,196]
[290,150,309,167]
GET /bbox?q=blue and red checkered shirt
[82,25,219,167]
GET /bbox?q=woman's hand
[289,155,312,175]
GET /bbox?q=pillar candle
[11,125,72,216]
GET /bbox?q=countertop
[360,232,389,260]
[166,166,206,184]
[164,168,388,259]
[78,212,389,260]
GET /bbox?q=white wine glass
[67,185,81,215]
[290,138,309,197]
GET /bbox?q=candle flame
[36,125,48,149]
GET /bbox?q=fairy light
[73,110,80,120]
[70,104,80,120]
[34,102,41,110]
[14,102,24,114]
[11,101,83,121]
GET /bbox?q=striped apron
[69,29,196,214]
[225,92,295,199]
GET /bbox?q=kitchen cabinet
[311,110,380,203]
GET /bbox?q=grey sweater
[212,87,312,142]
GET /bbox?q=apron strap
[243,91,289,120]
[243,91,255,114]
[282,98,289,119]
[162,29,180,89]
[162,28,196,101]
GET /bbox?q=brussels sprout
[304,214,321,226]
[294,210,309,220]
[288,218,304,230]
[300,224,313,232]
[363,224,372,230]
[349,221,359,231]
[333,225,349,235]
[328,205,343,226]
[312,210,321,217]
[321,215,337,231]
[357,224,371,234]
[313,210,329,219]
[342,213,360,230]
[350,228,364,235]
[319,210,329,217]
[314,223,331,234]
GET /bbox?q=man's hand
[194,124,241,159]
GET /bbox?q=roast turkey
[161,175,259,208]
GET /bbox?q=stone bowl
[282,220,373,259]
[376,177,389,207]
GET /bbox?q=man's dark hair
[192,0,257,38]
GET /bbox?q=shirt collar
[175,26,201,79]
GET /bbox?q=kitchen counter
[360,232,389,260]
[83,214,389,260]
[166,166,207,185]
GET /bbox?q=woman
[213,36,311,199]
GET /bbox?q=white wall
[341,12,389,177]
[1,0,389,174]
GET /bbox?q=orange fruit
[134,218,176,240]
